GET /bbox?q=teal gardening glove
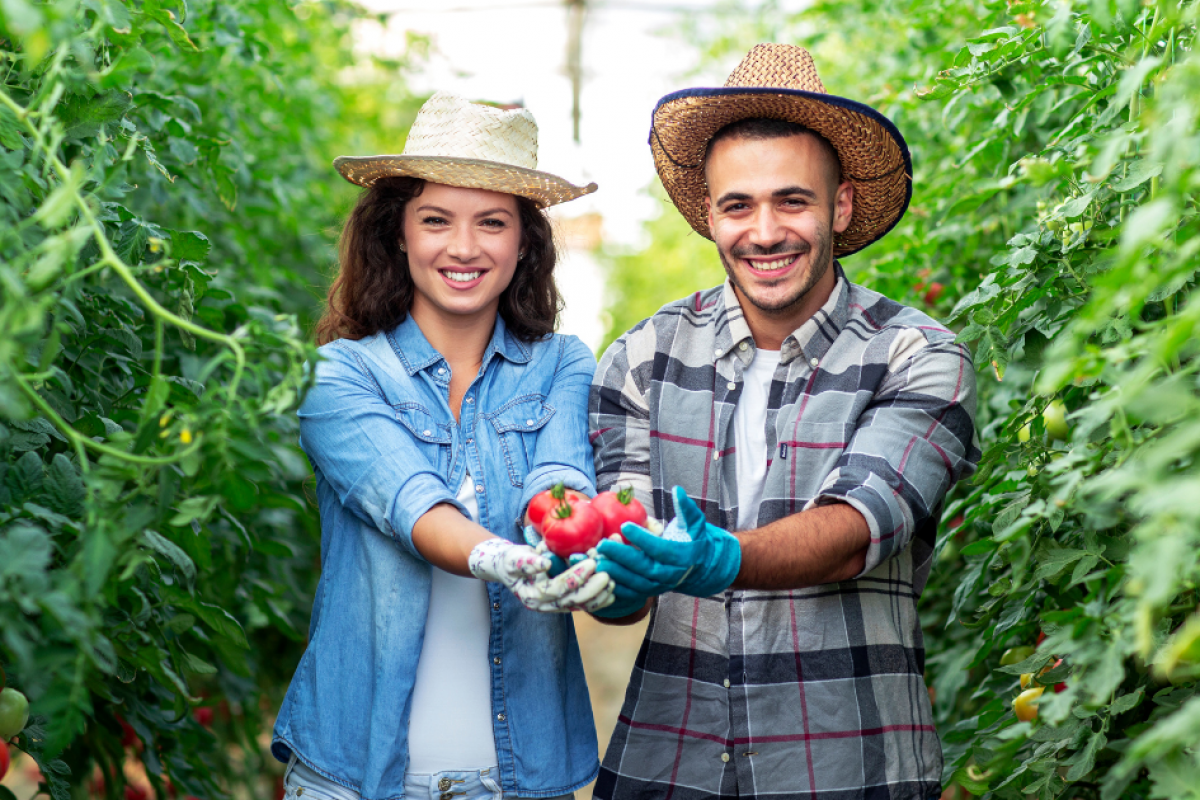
[596,486,742,600]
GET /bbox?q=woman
[271,92,611,800]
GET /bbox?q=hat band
[653,120,910,184]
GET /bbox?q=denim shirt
[272,315,600,800]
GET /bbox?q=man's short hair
[703,118,844,190]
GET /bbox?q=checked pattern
[588,265,980,800]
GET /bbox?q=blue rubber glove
[596,487,742,599]
[590,584,651,619]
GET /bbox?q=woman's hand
[468,538,614,613]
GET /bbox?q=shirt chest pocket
[775,420,852,490]
[394,404,454,475]
[484,395,555,487]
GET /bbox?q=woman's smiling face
[403,182,522,327]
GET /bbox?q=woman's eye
[421,216,447,225]
[481,218,507,228]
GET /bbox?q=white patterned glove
[468,538,614,613]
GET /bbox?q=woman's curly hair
[315,176,561,345]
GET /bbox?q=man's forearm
[732,503,870,590]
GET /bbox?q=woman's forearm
[412,504,496,576]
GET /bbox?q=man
[588,44,980,800]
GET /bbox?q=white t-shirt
[406,471,499,772]
[734,349,782,531]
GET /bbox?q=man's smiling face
[705,132,853,326]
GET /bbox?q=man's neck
[735,263,837,350]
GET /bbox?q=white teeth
[444,270,482,282]
[748,255,796,271]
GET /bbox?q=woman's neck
[410,299,497,421]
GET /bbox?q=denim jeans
[285,756,575,800]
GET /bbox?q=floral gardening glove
[596,486,741,599]
[468,538,614,613]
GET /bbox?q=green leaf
[1111,687,1144,716]
[1066,731,1107,781]
[44,453,84,517]
[1110,160,1163,193]
[0,523,52,581]
[141,529,196,585]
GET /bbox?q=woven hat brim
[334,155,598,208]
[650,87,913,256]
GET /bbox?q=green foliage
[0,0,421,795]
[604,0,1200,796]
[599,185,724,349]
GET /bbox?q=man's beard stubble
[717,221,834,316]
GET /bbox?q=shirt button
[493,601,500,610]
[726,381,736,390]
[720,753,730,763]
[441,793,454,800]
[493,656,502,665]
[739,342,748,351]
[438,779,452,792]
[714,348,722,357]
[810,357,819,367]
[723,678,731,688]
[467,438,474,444]
[466,397,474,404]
[712,452,720,461]
[526,419,534,426]
[437,368,446,375]
[423,430,431,436]
[476,484,484,493]
[497,713,506,721]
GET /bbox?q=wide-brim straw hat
[334,92,597,208]
[650,43,912,257]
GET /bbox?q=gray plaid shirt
[589,266,980,800]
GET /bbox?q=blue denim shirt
[272,315,600,800]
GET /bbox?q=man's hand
[596,486,742,599]
[468,538,614,613]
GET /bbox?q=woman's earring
[517,250,526,260]
[399,242,407,252]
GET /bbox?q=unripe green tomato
[1000,645,1035,666]
[0,687,29,740]
[1017,423,1031,443]
[1042,400,1070,441]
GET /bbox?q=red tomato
[923,282,945,305]
[542,501,604,558]
[116,714,138,749]
[591,487,648,541]
[526,484,588,533]
[1,743,9,780]
[125,786,147,800]
[193,707,214,728]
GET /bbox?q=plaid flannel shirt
[589,265,980,800]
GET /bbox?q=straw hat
[650,43,912,256]
[334,92,597,208]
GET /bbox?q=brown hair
[315,176,561,345]
[704,118,843,190]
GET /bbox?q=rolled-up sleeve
[297,343,463,559]
[812,338,980,575]
[518,335,599,511]
[589,324,654,510]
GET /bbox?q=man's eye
[723,203,748,213]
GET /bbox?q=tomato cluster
[1001,636,1067,724]
[527,485,648,560]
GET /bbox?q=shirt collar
[386,314,532,376]
[715,261,851,366]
